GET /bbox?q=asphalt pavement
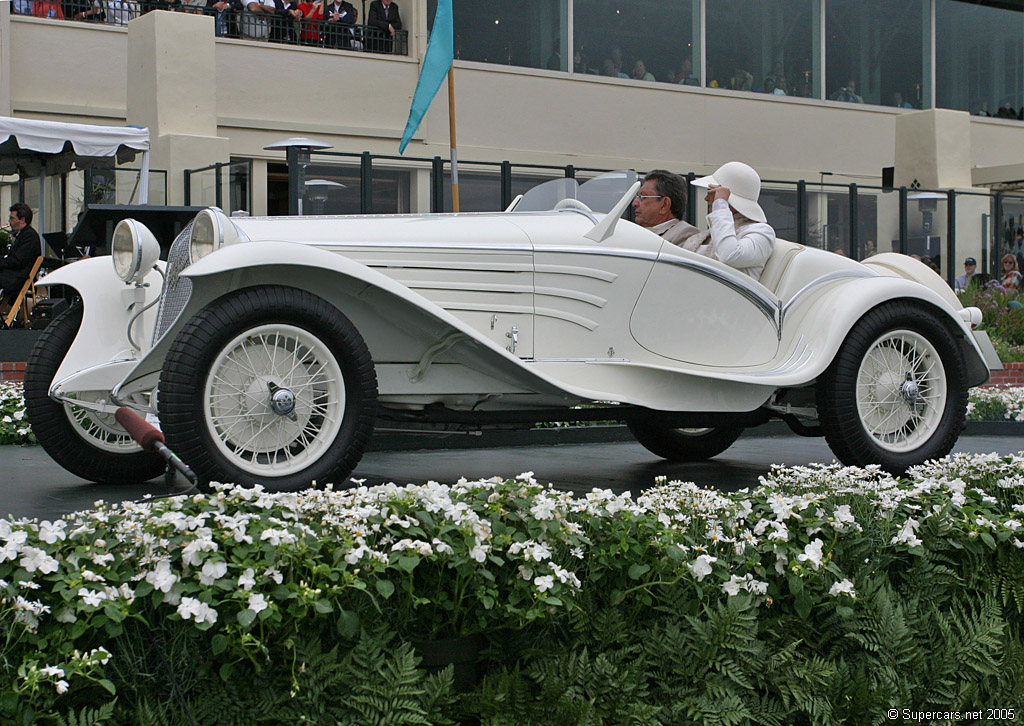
[2,424,1021,522]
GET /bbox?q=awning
[0,116,150,177]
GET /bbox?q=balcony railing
[11,1,409,55]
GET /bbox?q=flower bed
[0,382,35,446]
[2,454,1023,723]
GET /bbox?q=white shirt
[706,199,775,281]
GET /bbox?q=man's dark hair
[9,203,32,226]
[643,170,687,220]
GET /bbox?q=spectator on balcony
[830,79,863,103]
[268,0,304,43]
[207,0,240,36]
[13,0,32,14]
[892,91,912,109]
[955,257,978,292]
[239,0,274,39]
[63,0,104,21]
[630,59,655,82]
[31,1,65,18]
[367,0,401,53]
[323,0,355,48]
[297,0,323,44]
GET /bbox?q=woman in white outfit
[689,162,776,282]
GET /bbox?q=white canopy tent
[0,117,151,256]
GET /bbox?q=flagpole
[447,66,460,213]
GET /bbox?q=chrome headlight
[112,219,161,284]
[189,208,244,264]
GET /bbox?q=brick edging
[984,362,1024,389]
[0,362,26,383]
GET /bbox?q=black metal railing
[12,1,408,55]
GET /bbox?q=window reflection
[573,0,694,84]
[705,0,815,97]
[826,0,925,108]
[428,0,567,71]
[936,0,1023,119]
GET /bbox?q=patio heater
[263,137,332,215]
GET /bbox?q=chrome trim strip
[527,357,630,363]
[536,263,619,282]
[535,286,608,307]
[322,240,534,253]
[781,270,876,322]
[534,307,599,330]
[396,280,533,295]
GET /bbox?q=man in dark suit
[323,0,355,48]
[367,0,401,53]
[1,203,41,312]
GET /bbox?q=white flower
[55,680,69,694]
[796,539,825,570]
[534,575,555,592]
[469,544,488,563]
[199,560,228,586]
[891,518,923,548]
[238,567,256,591]
[529,496,557,520]
[145,560,178,593]
[247,592,269,614]
[177,596,218,625]
[20,547,59,575]
[37,520,67,544]
[40,665,65,678]
[77,588,106,608]
[688,554,717,582]
[829,579,857,598]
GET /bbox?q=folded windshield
[514,170,638,215]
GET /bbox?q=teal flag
[398,0,453,154]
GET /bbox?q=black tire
[627,420,744,462]
[816,301,968,475]
[23,303,165,484]
[158,286,377,490]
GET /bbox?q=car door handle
[506,326,518,354]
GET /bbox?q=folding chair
[3,257,44,329]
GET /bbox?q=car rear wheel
[627,420,744,462]
[23,303,165,484]
[817,301,967,474]
[158,287,377,490]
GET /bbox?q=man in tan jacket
[631,169,700,248]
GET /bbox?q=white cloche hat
[691,161,767,224]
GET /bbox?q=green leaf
[415,510,435,529]
[628,563,651,580]
[219,662,234,681]
[980,532,997,550]
[375,580,395,599]
[794,590,813,620]
[336,608,360,638]
[237,609,257,628]
[211,634,229,655]
[396,556,419,573]
[98,679,117,695]
[314,598,333,614]
[787,574,804,595]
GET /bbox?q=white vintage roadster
[25,172,995,488]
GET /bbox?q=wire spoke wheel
[23,303,164,483]
[205,324,346,476]
[159,286,377,490]
[62,392,143,454]
[855,330,946,453]
[818,302,967,474]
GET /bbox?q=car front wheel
[23,303,165,484]
[817,301,968,474]
[627,420,744,462]
[158,287,377,490]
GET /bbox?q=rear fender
[779,275,989,387]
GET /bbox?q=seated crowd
[11,0,406,53]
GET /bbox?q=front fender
[35,257,165,391]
